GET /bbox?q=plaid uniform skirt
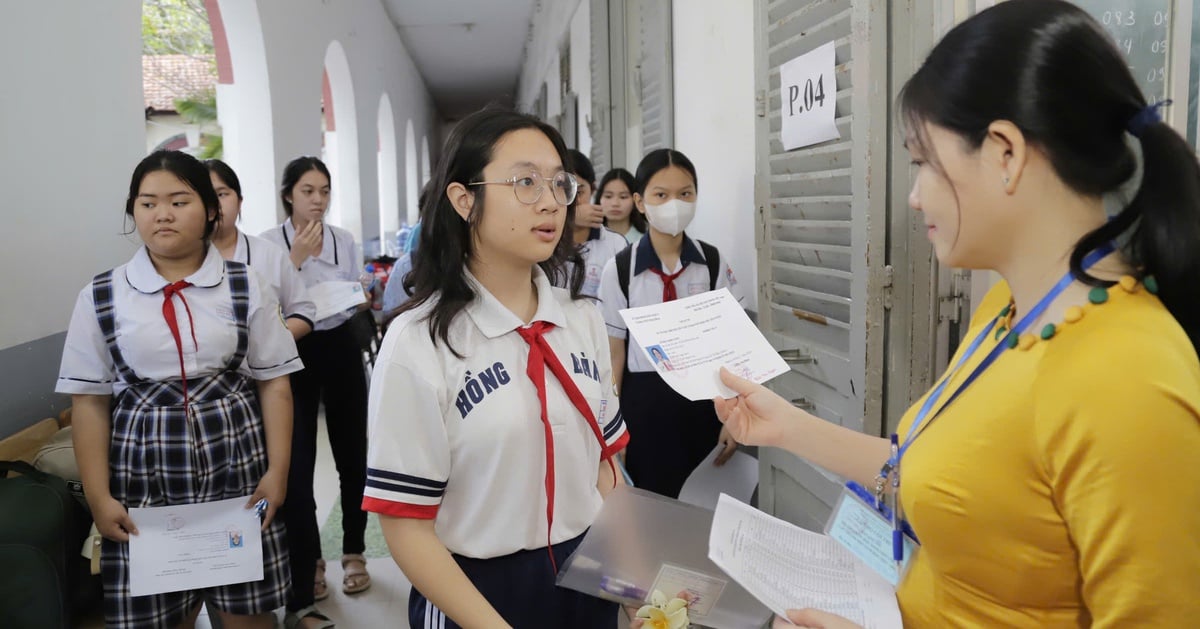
[101,372,290,628]
[91,262,289,628]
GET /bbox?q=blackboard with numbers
[1075,0,1172,102]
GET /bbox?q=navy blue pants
[408,534,617,628]
[621,370,723,499]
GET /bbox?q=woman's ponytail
[1074,121,1200,353]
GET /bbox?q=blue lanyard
[885,243,1114,472]
[876,244,1114,568]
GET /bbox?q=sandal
[341,553,371,594]
[314,558,329,601]
[284,604,335,629]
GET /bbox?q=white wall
[253,0,437,251]
[517,0,584,111]
[672,0,758,311]
[569,4,593,155]
[1,0,144,349]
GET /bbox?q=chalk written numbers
[780,41,840,151]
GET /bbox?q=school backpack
[0,460,94,628]
[613,239,722,301]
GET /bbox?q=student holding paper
[206,159,315,341]
[716,2,1200,626]
[598,149,743,499]
[363,108,629,629]
[260,156,373,623]
[57,150,299,629]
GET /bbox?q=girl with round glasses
[364,108,629,628]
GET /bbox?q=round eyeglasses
[468,171,578,206]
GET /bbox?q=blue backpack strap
[91,270,141,383]
[224,261,251,369]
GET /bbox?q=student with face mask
[597,149,745,498]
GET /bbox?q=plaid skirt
[101,372,290,628]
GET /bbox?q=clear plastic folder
[556,486,772,629]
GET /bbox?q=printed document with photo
[127,496,264,597]
[619,288,789,401]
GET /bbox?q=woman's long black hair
[399,107,585,356]
[900,0,1200,352]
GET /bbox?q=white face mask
[643,199,697,236]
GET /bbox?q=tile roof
[143,54,216,112]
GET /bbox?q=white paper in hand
[309,280,366,321]
[618,288,788,401]
[708,494,902,629]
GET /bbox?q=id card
[824,482,918,586]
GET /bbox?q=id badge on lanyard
[824,243,1114,587]
[825,481,918,587]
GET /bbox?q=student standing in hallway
[58,151,298,629]
[717,2,1200,627]
[598,149,742,498]
[206,159,315,341]
[598,167,645,244]
[565,149,627,298]
[260,157,371,629]
[364,108,628,629]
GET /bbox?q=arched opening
[322,40,363,245]
[377,93,399,256]
[405,119,419,225]
[207,0,276,234]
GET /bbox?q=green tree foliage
[142,0,213,56]
[174,89,222,159]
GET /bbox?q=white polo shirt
[598,234,746,373]
[570,227,629,298]
[56,245,303,397]
[233,230,316,329]
[260,220,361,330]
[363,266,629,559]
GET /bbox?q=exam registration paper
[619,288,789,401]
[708,495,902,628]
[128,496,264,597]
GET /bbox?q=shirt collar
[464,266,568,339]
[282,219,337,265]
[633,233,705,275]
[125,244,226,294]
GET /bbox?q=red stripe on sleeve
[602,429,630,460]
[361,496,439,519]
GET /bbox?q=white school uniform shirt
[56,245,303,397]
[571,227,629,298]
[363,266,629,559]
[259,220,361,331]
[233,230,317,329]
[598,234,745,373]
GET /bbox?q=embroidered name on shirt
[454,362,512,419]
[571,352,601,382]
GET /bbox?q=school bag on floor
[0,460,92,629]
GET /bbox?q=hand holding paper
[712,367,798,449]
[619,289,789,401]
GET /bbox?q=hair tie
[1127,100,1172,138]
